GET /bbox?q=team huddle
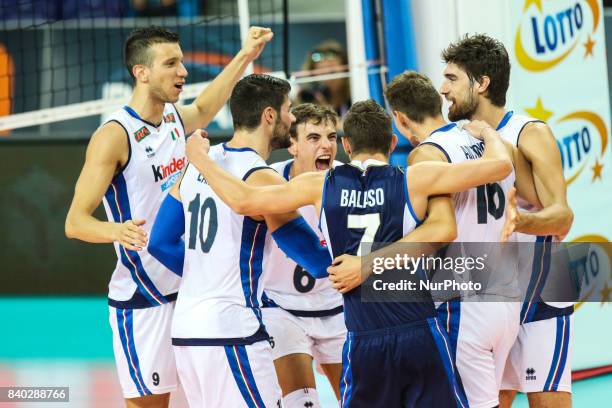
[66,25,573,408]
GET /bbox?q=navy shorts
[339,318,469,408]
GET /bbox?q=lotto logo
[134,126,151,142]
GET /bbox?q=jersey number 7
[347,213,381,256]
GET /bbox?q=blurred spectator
[62,0,128,19]
[131,0,202,17]
[131,0,177,17]
[298,40,351,118]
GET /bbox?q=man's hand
[114,219,148,251]
[501,187,519,242]
[463,120,495,140]
[242,26,274,61]
[186,129,210,164]
[328,254,364,294]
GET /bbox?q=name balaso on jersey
[340,188,385,208]
[152,156,186,191]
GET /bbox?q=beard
[448,91,478,122]
[270,117,291,149]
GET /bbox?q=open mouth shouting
[315,154,332,171]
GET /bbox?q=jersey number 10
[476,183,505,224]
[187,193,218,252]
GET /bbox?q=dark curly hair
[442,34,510,107]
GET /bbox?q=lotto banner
[510,0,612,370]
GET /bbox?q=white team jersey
[262,159,343,313]
[422,122,518,298]
[173,143,273,342]
[102,104,185,308]
[496,112,574,314]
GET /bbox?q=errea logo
[525,367,537,381]
[134,126,151,142]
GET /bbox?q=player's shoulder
[90,120,129,150]
[270,158,293,174]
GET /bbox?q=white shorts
[262,307,346,364]
[437,301,520,408]
[174,341,282,407]
[109,302,177,398]
[501,315,573,393]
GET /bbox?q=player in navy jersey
[183,99,514,407]
[65,26,273,407]
[440,35,574,408]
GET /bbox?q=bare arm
[65,122,147,250]
[185,131,324,216]
[509,141,542,208]
[409,127,513,199]
[515,122,573,237]
[177,27,273,133]
[405,143,457,244]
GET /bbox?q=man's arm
[185,131,324,215]
[514,122,573,237]
[409,126,513,199]
[65,122,148,251]
[508,141,542,209]
[406,143,457,243]
[177,27,273,133]
[244,168,331,278]
[148,176,185,276]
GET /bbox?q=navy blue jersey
[319,162,436,332]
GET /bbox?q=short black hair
[385,71,442,123]
[442,34,510,107]
[290,103,338,139]
[230,74,291,131]
[343,99,392,155]
[124,26,179,80]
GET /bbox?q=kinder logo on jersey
[134,126,151,142]
[514,0,600,72]
[164,113,176,123]
[524,97,607,186]
[570,235,612,309]
[152,156,186,183]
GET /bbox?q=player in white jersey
[263,104,345,407]
[148,75,334,407]
[378,71,543,408]
[184,99,514,408]
[65,26,273,407]
[439,35,573,408]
